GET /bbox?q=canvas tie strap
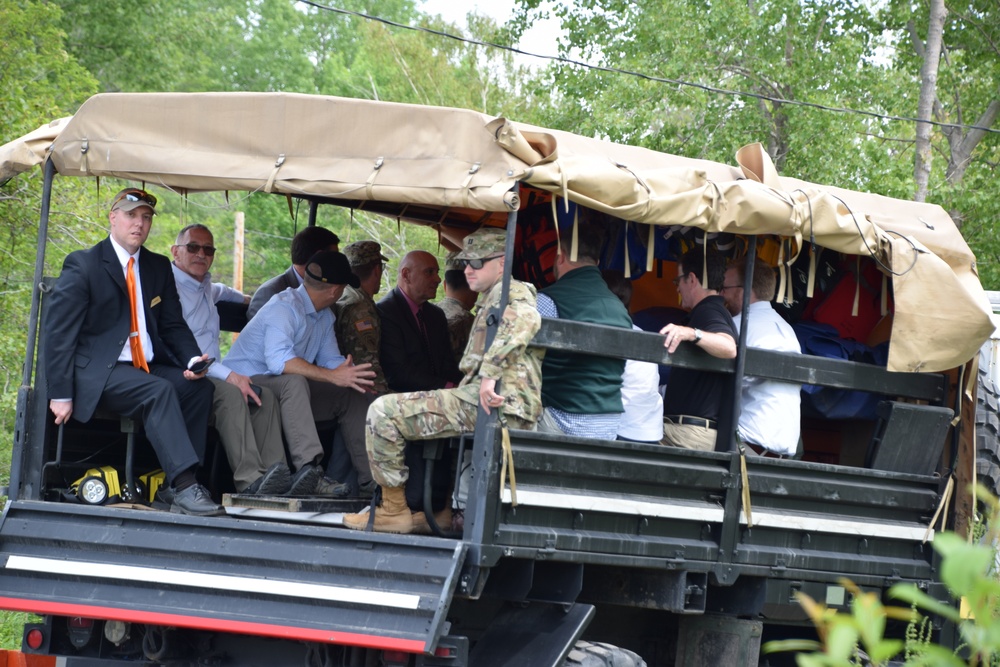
[737,436,754,529]
[264,154,285,193]
[924,475,954,543]
[498,414,517,507]
[126,257,149,373]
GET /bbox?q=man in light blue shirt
[171,224,290,496]
[224,250,377,496]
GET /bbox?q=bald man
[376,251,462,392]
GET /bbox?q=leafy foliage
[765,485,1000,666]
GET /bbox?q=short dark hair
[680,248,727,293]
[601,269,632,308]
[559,209,607,264]
[352,260,381,282]
[175,223,212,244]
[291,227,340,265]
[729,257,777,301]
[444,269,470,291]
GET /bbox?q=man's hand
[660,323,689,355]
[50,399,73,425]
[326,355,376,393]
[226,371,261,406]
[183,353,211,380]
[479,377,505,415]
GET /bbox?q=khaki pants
[210,378,285,491]
[662,420,718,452]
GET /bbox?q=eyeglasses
[112,189,158,209]
[459,255,503,270]
[181,243,216,257]
[720,284,742,291]
[672,274,688,286]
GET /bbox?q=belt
[665,415,717,430]
[744,442,787,459]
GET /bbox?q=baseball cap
[110,188,158,215]
[343,240,388,267]
[304,251,361,288]
[455,228,506,261]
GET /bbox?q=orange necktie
[126,257,149,372]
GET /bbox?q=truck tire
[562,641,647,667]
[976,365,1000,496]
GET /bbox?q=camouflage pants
[366,385,532,488]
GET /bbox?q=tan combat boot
[411,506,454,535]
[343,486,412,534]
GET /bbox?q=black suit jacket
[44,238,202,422]
[377,287,461,392]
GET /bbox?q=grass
[0,611,30,650]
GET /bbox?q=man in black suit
[247,226,339,319]
[44,188,223,516]
[377,251,462,392]
[376,250,461,510]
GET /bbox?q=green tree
[511,0,999,286]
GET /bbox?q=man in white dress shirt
[171,224,291,495]
[722,258,802,457]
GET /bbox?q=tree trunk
[947,98,1000,185]
[913,0,947,203]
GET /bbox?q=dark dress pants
[96,363,213,484]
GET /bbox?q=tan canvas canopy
[1,91,991,372]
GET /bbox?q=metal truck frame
[0,92,993,667]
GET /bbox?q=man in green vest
[535,210,633,440]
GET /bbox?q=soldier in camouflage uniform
[344,228,544,534]
[335,241,389,395]
[438,252,477,364]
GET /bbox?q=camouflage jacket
[438,296,475,364]
[334,286,389,394]
[458,279,544,422]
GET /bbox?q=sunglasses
[181,243,217,257]
[112,189,158,209]
[459,255,503,270]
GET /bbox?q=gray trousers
[251,374,374,484]
[210,378,285,492]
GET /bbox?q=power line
[297,0,1000,136]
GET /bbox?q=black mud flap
[468,601,595,667]
[0,500,465,655]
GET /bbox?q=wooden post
[233,211,245,293]
[232,212,246,344]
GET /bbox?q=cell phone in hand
[247,384,262,409]
[188,357,216,374]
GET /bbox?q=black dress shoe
[246,462,292,496]
[169,484,226,517]
[287,464,322,496]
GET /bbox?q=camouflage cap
[455,228,506,261]
[343,240,388,267]
[444,251,464,271]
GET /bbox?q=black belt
[744,442,787,459]
[665,415,717,430]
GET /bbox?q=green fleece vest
[540,265,632,414]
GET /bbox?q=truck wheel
[562,640,647,667]
[976,365,1000,497]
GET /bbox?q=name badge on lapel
[150,296,161,308]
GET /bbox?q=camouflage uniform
[366,236,544,488]
[438,295,474,364]
[335,285,388,394]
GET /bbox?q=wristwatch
[693,328,703,343]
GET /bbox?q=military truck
[0,92,994,666]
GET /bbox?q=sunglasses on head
[459,255,503,270]
[113,189,158,208]
[182,243,216,257]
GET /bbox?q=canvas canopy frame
[0,91,992,373]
